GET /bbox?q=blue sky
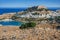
[0,0,60,8]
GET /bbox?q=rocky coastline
[0,6,60,40]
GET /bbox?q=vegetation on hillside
[19,22,36,29]
[25,6,38,12]
[11,15,19,20]
[55,16,60,23]
[25,6,49,12]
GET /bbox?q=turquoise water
[0,21,22,26]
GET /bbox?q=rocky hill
[25,5,49,12]
[0,23,60,40]
[0,13,15,19]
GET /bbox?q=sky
[0,0,60,8]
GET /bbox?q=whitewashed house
[17,11,60,18]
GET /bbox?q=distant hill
[25,6,49,12]
[25,6,38,12]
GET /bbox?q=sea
[0,8,27,15]
[0,21,22,26]
[0,7,60,15]
[48,7,60,11]
[0,8,26,26]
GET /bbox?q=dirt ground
[0,24,60,40]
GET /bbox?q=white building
[17,11,60,18]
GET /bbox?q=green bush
[19,22,36,29]
[48,18,53,21]
[57,16,60,20]
[55,16,60,20]
[11,16,18,20]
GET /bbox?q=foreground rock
[0,24,60,40]
[0,13,15,19]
